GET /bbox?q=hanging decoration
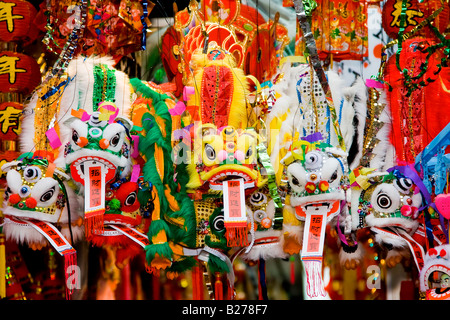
[160,0,289,98]
[37,0,154,64]
[284,0,369,61]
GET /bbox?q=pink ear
[234,150,245,162]
[218,150,228,162]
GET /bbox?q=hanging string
[258,258,269,300]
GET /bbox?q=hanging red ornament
[382,0,449,40]
[0,0,39,44]
[0,101,23,140]
[0,51,41,95]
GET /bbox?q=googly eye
[40,186,55,203]
[328,170,338,183]
[19,185,31,198]
[124,192,137,206]
[253,210,267,223]
[212,215,225,232]
[245,146,253,159]
[205,144,216,161]
[376,193,392,209]
[72,129,79,144]
[89,127,103,139]
[88,111,107,127]
[110,133,121,147]
[249,192,267,206]
[304,151,322,170]
[394,178,413,194]
[23,166,42,183]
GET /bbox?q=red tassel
[64,250,77,300]
[290,256,295,285]
[225,225,249,247]
[84,211,104,237]
[192,261,203,300]
[258,263,263,300]
[152,272,160,300]
[214,273,223,300]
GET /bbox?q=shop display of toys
[1,0,450,301]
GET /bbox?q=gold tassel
[0,233,5,299]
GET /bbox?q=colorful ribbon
[256,141,283,230]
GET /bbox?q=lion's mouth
[208,169,256,190]
[72,156,115,180]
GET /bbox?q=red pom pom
[429,248,438,257]
[9,194,21,205]
[25,197,37,209]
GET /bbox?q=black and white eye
[40,186,55,203]
[213,215,225,231]
[110,133,121,147]
[253,210,267,222]
[72,130,79,144]
[250,192,267,206]
[304,151,322,169]
[394,178,413,194]
[376,193,392,209]
[371,184,400,213]
[124,192,137,206]
[291,175,300,186]
[23,166,42,183]
[245,146,253,159]
[205,144,216,161]
[328,170,338,183]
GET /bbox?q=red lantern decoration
[384,38,450,163]
[0,0,39,44]
[0,51,41,95]
[382,0,449,40]
[0,101,22,140]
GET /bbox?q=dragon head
[104,179,142,228]
[420,244,450,299]
[63,104,133,186]
[352,168,423,234]
[1,156,82,246]
[186,124,265,195]
[281,134,347,221]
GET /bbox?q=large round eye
[72,130,79,144]
[328,170,338,183]
[253,210,267,222]
[376,193,392,209]
[394,178,413,194]
[250,192,267,206]
[23,166,42,183]
[291,175,300,186]
[124,192,137,206]
[205,144,216,161]
[213,215,225,232]
[19,185,31,198]
[40,186,55,203]
[304,151,322,170]
[110,133,121,147]
[245,146,253,159]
